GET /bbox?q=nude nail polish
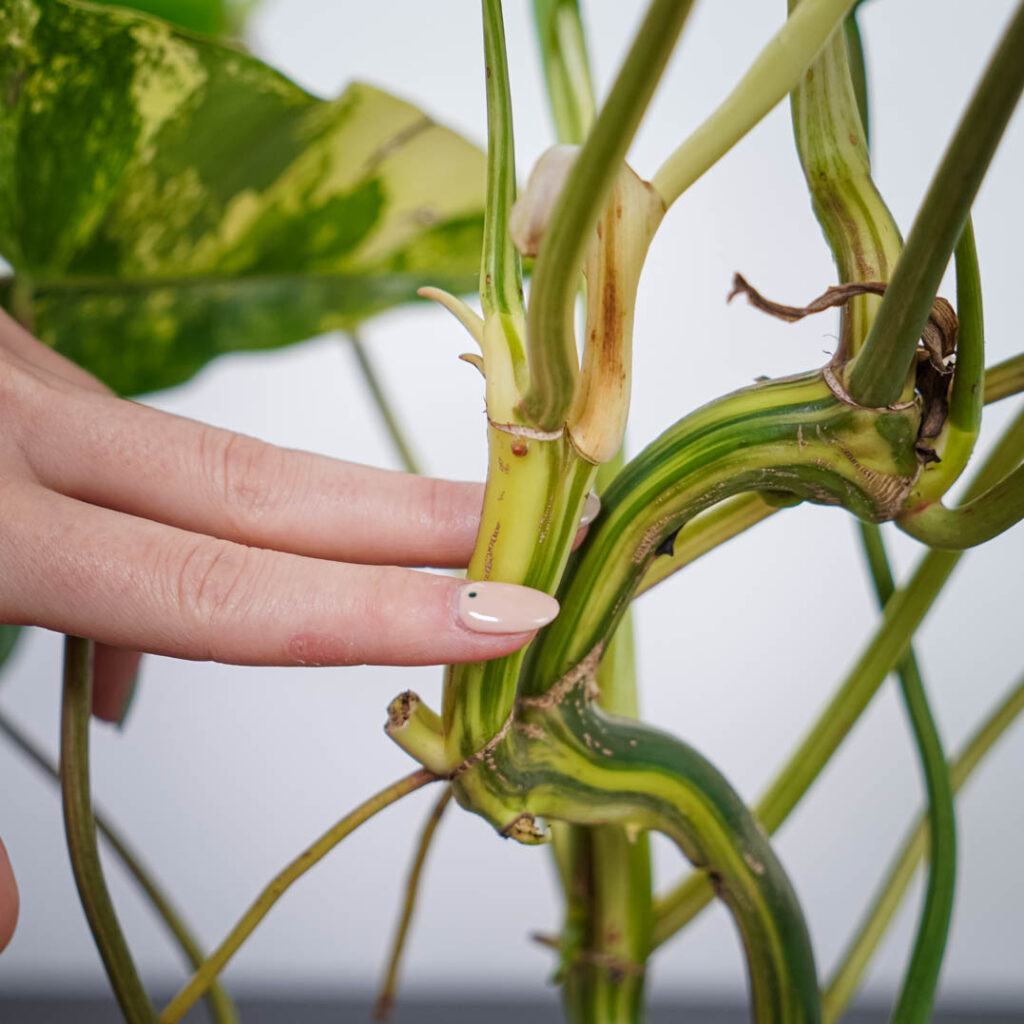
[456,582,559,634]
[579,492,601,527]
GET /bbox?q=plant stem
[481,0,525,321]
[60,636,156,1023]
[0,709,238,1023]
[823,673,1024,1022]
[984,352,1024,405]
[349,333,422,476]
[532,0,596,145]
[846,2,1024,407]
[650,0,855,206]
[373,786,452,1022]
[523,0,694,430]
[651,403,1024,947]
[160,769,438,1024]
[856,524,955,1024]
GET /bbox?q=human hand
[0,308,597,952]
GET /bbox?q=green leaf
[0,0,486,395]
[0,625,22,672]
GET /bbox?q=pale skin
[0,308,571,953]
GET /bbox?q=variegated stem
[0,710,238,1024]
[846,1,1024,407]
[651,403,1024,947]
[651,0,855,206]
[795,18,956,1021]
[523,0,695,431]
[454,696,821,1024]
[532,0,596,146]
[823,673,1024,1022]
[789,0,902,364]
[61,636,156,1023]
[442,429,595,761]
[527,370,923,694]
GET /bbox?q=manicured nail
[456,582,559,634]
[579,492,601,527]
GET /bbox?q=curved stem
[651,404,1024,948]
[898,459,1024,550]
[857,525,955,1024]
[349,333,422,476]
[374,786,452,1021]
[61,636,156,1023]
[846,2,1024,406]
[651,0,855,206]
[511,701,821,1023]
[523,0,695,430]
[0,709,238,1023]
[824,673,1024,1022]
[159,769,438,1024]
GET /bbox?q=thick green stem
[823,673,1024,1022]
[160,770,437,1023]
[846,2,1024,406]
[651,0,855,206]
[523,0,694,430]
[349,334,422,476]
[532,0,596,145]
[652,404,1024,948]
[857,524,956,1024]
[0,709,237,1023]
[374,786,452,1022]
[60,636,156,1023]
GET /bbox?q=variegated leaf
[0,0,486,394]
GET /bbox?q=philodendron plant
[2,1,1024,1022]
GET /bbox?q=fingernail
[456,582,559,635]
[116,672,140,730]
[578,492,601,527]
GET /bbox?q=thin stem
[60,636,156,1023]
[824,673,1024,1022]
[523,0,694,430]
[349,334,422,476]
[651,0,855,206]
[857,524,955,1024]
[0,709,238,1024]
[843,5,869,146]
[532,0,596,145]
[847,2,1024,406]
[948,221,984,437]
[652,404,1024,948]
[984,352,1024,405]
[160,769,438,1024]
[374,786,453,1022]
[481,0,525,320]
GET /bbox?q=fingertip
[454,581,559,636]
[0,838,19,954]
[92,646,143,725]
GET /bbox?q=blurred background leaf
[0,0,486,395]
[0,626,22,674]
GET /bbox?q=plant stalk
[60,636,156,1023]
[160,770,438,1023]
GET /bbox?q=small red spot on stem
[511,442,528,457]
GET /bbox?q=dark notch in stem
[481,0,524,319]
[522,0,695,431]
[60,636,156,1023]
[846,2,1024,406]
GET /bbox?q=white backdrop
[1,0,1022,1007]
